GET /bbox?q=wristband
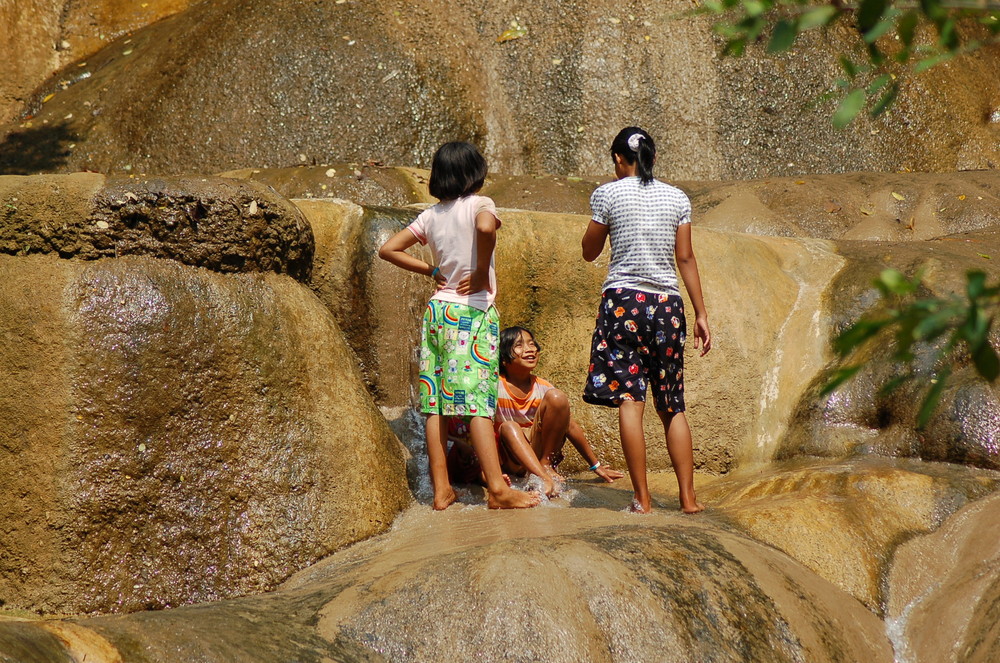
[430,266,440,277]
[589,461,602,472]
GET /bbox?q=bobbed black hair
[499,326,541,375]
[428,142,488,200]
[610,127,656,185]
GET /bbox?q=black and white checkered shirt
[590,176,691,296]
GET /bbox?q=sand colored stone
[3,2,999,178]
[0,253,410,615]
[701,457,999,612]
[887,491,1000,663]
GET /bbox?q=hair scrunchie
[627,133,644,152]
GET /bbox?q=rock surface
[0,504,896,663]
[0,0,191,126]
[2,1,998,178]
[887,491,1000,663]
[702,457,1000,612]
[0,174,314,280]
[0,252,410,615]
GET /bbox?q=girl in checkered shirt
[581,127,712,514]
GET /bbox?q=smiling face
[506,330,540,375]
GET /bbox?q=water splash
[884,581,941,663]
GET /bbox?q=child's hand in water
[457,271,492,295]
[595,465,625,483]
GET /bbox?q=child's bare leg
[498,422,558,497]
[658,411,704,513]
[619,400,651,513]
[469,417,541,509]
[425,414,457,510]
[531,389,571,480]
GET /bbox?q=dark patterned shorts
[583,288,686,413]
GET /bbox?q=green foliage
[701,0,1000,126]
[824,269,1000,428]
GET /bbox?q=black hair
[610,127,656,185]
[499,326,541,375]
[428,142,488,200]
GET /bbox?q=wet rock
[0,174,314,280]
[0,0,191,126]
[781,231,1000,470]
[3,1,999,178]
[294,199,434,408]
[702,457,1000,612]
[0,254,410,614]
[0,507,892,662]
[887,490,1000,662]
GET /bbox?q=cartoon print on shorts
[584,288,687,413]
[419,301,500,417]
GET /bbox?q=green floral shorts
[418,301,500,418]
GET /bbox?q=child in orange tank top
[494,327,624,490]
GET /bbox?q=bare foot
[542,463,565,483]
[542,475,562,499]
[681,502,705,514]
[432,487,457,511]
[487,487,542,509]
[480,472,513,487]
[627,498,652,514]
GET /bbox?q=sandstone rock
[0,0,191,126]
[3,1,999,178]
[702,457,1000,612]
[1,506,894,662]
[0,254,409,614]
[0,174,313,280]
[782,230,1000,471]
[887,490,1000,662]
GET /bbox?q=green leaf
[879,372,913,397]
[898,10,919,48]
[864,16,898,44]
[833,89,866,129]
[833,318,891,356]
[839,55,860,79]
[743,0,768,18]
[920,0,947,22]
[867,73,893,95]
[973,342,1000,381]
[916,368,950,429]
[877,268,918,296]
[820,365,863,396]
[798,5,838,30]
[858,0,890,31]
[767,19,798,53]
[967,270,988,299]
[870,82,899,118]
[915,51,954,73]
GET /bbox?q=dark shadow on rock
[0,122,79,175]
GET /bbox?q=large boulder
[3,1,999,178]
[0,0,191,126]
[0,173,313,280]
[0,175,410,614]
[0,507,895,663]
[887,490,1000,663]
[701,457,1000,612]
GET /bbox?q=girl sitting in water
[449,327,624,495]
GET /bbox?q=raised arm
[457,210,497,295]
[378,229,446,286]
[675,223,711,355]
[582,221,610,262]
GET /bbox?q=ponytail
[610,127,656,185]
